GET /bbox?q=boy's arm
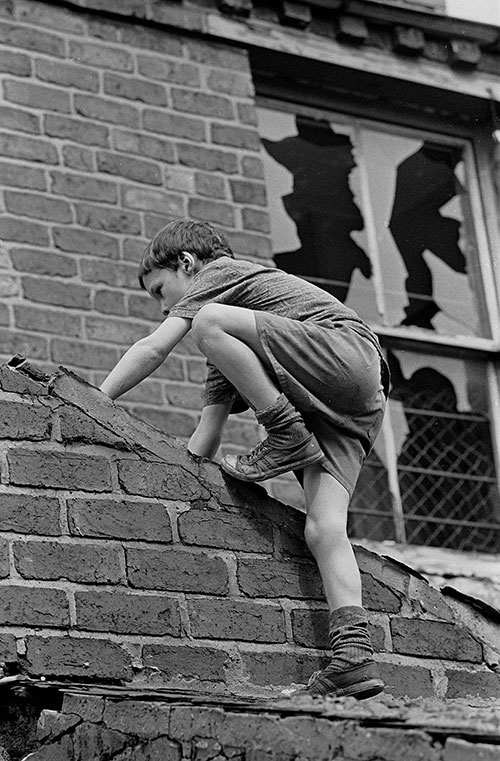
[100,316,191,400]
[188,402,232,460]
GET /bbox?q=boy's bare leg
[191,303,279,409]
[191,303,323,479]
[302,463,361,609]
[295,462,383,699]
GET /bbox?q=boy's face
[142,263,193,317]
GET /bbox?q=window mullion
[378,399,407,543]
[352,125,388,326]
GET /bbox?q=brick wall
[1,358,499,704]
[0,0,270,475]
[16,690,500,761]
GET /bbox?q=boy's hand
[100,316,191,400]
[188,402,232,460]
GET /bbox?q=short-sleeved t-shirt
[168,257,377,409]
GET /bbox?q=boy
[100,219,390,699]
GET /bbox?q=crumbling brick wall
[0,358,499,703]
[0,0,269,482]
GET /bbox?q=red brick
[361,573,401,613]
[178,507,273,552]
[0,328,48,359]
[69,40,133,71]
[0,492,60,535]
[227,230,272,259]
[75,202,141,234]
[143,109,206,141]
[0,586,69,627]
[0,21,66,57]
[113,129,175,163]
[0,49,31,76]
[241,155,265,179]
[0,160,45,189]
[93,288,127,315]
[44,113,110,147]
[342,725,437,761]
[0,216,50,247]
[137,55,200,86]
[122,187,184,216]
[5,191,72,223]
[26,636,133,680]
[97,150,162,184]
[230,179,266,206]
[291,608,329,648]
[211,123,260,150]
[0,398,51,439]
[178,143,238,173]
[3,79,70,113]
[188,198,235,227]
[68,497,172,542]
[143,643,230,681]
[121,18,181,47]
[0,537,9,578]
[241,649,325,687]
[242,208,271,232]
[51,337,119,370]
[391,618,483,662]
[0,104,39,134]
[22,276,90,309]
[74,94,139,128]
[0,633,17,662]
[56,405,127,447]
[62,144,95,171]
[103,699,172,739]
[17,1,87,34]
[0,364,49,396]
[378,661,434,698]
[52,226,119,258]
[445,667,500,698]
[128,295,160,320]
[0,131,58,163]
[187,41,249,72]
[85,315,149,345]
[237,101,258,126]
[80,259,139,289]
[35,58,99,91]
[188,598,286,642]
[238,557,324,600]
[206,69,253,97]
[11,248,78,277]
[195,172,227,199]
[14,539,122,583]
[117,458,209,500]
[50,170,118,202]
[127,547,229,594]
[15,302,82,338]
[75,590,181,635]
[104,72,167,105]
[171,88,234,119]
[7,448,112,491]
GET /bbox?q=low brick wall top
[0,358,499,701]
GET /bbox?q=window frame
[256,93,500,548]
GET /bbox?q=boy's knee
[191,304,225,346]
[304,515,348,553]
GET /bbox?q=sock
[326,605,374,672]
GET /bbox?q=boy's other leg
[191,304,323,480]
[298,463,384,699]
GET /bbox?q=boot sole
[220,449,324,482]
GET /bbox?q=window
[258,100,500,552]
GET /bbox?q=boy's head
[138,219,234,288]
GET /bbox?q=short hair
[138,219,234,288]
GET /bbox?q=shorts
[255,312,389,497]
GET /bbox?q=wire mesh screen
[350,377,500,553]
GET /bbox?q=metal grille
[350,392,500,553]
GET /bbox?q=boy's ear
[178,251,196,273]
